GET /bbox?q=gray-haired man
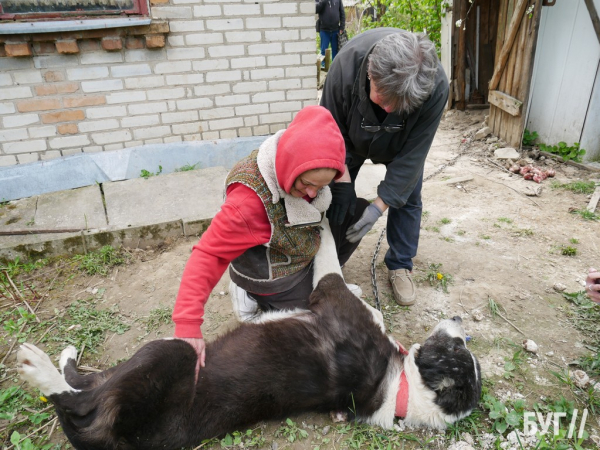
[321,28,449,306]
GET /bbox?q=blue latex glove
[345,203,383,243]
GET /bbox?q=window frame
[0,0,149,21]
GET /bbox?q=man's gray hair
[368,31,438,114]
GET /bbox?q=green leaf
[11,431,21,446]
[220,433,233,447]
[505,410,521,426]
[495,420,508,434]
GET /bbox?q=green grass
[439,217,451,224]
[174,163,200,172]
[497,217,513,224]
[140,165,163,179]
[570,209,599,221]
[560,245,577,256]
[513,228,534,237]
[41,299,131,354]
[551,180,597,195]
[73,245,126,276]
[0,387,59,450]
[418,263,453,293]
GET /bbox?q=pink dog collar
[395,342,409,418]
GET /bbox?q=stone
[474,126,492,140]
[494,147,520,159]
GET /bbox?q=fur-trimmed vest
[227,131,332,294]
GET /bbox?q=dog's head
[403,316,481,428]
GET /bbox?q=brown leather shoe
[388,269,416,306]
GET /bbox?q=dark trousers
[320,30,339,61]
[347,164,423,272]
[248,198,369,312]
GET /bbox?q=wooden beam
[456,0,468,110]
[488,0,529,90]
[488,89,523,116]
[587,187,600,213]
[584,0,600,46]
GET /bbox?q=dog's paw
[59,345,78,374]
[329,410,348,423]
[18,343,73,395]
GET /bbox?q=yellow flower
[437,273,443,280]
[39,396,48,403]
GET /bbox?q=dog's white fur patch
[431,318,466,342]
[253,308,313,324]
[59,345,78,375]
[313,217,386,334]
[364,359,401,429]
[312,217,343,288]
[18,343,78,396]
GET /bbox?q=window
[0,0,148,21]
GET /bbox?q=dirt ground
[2,107,600,449]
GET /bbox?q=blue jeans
[320,30,339,61]
[383,174,423,272]
[348,164,423,272]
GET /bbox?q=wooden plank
[587,187,600,213]
[488,90,522,117]
[512,10,527,97]
[584,0,600,45]
[489,0,529,90]
[456,0,468,110]
[513,0,542,147]
[492,0,509,135]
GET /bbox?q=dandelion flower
[40,396,48,403]
[437,273,443,280]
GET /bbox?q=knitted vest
[226,151,321,291]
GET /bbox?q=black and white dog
[18,220,481,450]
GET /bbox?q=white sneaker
[230,281,261,322]
[346,284,363,298]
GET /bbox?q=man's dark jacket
[316,0,345,32]
[320,28,449,210]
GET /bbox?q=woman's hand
[176,337,205,381]
[585,268,600,304]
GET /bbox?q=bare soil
[2,108,600,449]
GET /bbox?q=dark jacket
[320,28,449,209]
[316,0,345,32]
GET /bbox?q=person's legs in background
[320,30,332,68]
[330,31,339,60]
[384,174,423,306]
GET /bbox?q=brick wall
[0,0,318,167]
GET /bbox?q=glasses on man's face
[361,118,405,133]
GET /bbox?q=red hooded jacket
[173,106,345,338]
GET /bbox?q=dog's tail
[312,217,343,289]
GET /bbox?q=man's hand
[585,268,600,304]
[346,203,383,243]
[327,182,357,225]
[176,337,205,381]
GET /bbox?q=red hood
[275,105,346,194]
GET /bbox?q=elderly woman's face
[290,168,337,199]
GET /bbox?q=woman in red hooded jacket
[172,105,369,369]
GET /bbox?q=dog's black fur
[18,274,481,450]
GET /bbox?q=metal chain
[370,138,473,310]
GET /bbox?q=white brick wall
[0,0,318,166]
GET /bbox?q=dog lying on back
[17,221,481,450]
